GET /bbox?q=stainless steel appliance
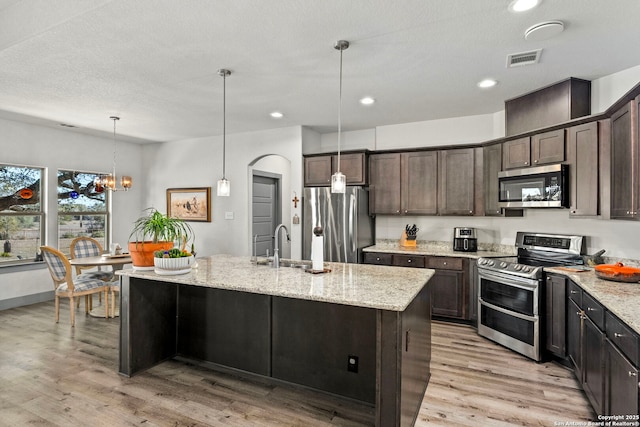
[476,232,584,361]
[498,164,569,208]
[453,227,477,252]
[303,187,374,263]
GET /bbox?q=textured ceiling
[1,0,640,143]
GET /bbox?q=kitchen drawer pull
[407,259,412,263]
[376,257,381,261]
[443,262,447,265]
[614,332,623,338]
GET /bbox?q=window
[57,170,109,255]
[0,164,45,265]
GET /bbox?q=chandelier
[95,116,132,192]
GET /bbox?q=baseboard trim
[0,291,54,311]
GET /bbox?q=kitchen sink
[255,258,312,269]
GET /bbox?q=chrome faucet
[272,224,290,268]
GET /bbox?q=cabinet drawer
[392,255,425,268]
[426,256,463,271]
[583,292,605,331]
[606,312,639,365]
[363,252,392,266]
[568,281,582,306]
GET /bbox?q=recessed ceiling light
[359,97,375,105]
[509,0,540,12]
[270,111,284,119]
[477,79,498,89]
[524,21,564,41]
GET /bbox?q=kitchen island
[118,255,434,427]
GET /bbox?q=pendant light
[331,40,349,194]
[95,116,132,192]
[217,68,231,197]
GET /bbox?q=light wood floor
[0,299,595,426]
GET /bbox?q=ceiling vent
[506,49,542,68]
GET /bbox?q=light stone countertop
[545,267,640,335]
[363,240,514,259]
[117,254,434,312]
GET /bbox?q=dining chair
[70,237,114,282]
[40,246,110,327]
[109,282,120,318]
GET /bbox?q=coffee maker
[453,227,477,252]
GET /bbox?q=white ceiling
[1,0,640,144]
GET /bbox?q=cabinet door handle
[534,160,538,163]
[469,210,473,214]
[614,332,623,338]
[524,161,529,165]
[629,371,637,377]
[570,290,578,294]
[587,307,596,312]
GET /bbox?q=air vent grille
[507,49,542,67]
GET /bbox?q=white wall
[592,64,640,113]
[141,126,303,260]
[0,117,143,302]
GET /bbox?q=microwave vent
[507,49,542,68]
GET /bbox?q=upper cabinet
[483,144,502,216]
[304,152,367,187]
[505,77,591,136]
[503,130,565,170]
[369,151,437,215]
[610,99,639,219]
[438,148,475,215]
[567,122,600,217]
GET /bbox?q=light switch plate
[224,211,234,220]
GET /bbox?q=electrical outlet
[224,211,234,220]
[347,355,358,373]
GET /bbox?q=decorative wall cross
[292,192,299,208]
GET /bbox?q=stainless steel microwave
[498,164,569,208]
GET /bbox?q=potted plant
[128,208,194,268]
[153,247,195,272]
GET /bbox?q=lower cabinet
[545,274,567,357]
[555,276,639,417]
[363,252,469,321]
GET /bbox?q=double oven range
[476,232,585,361]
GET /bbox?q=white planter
[153,255,194,271]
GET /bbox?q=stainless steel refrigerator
[303,187,375,263]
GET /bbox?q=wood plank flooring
[0,299,595,426]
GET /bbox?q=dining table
[69,253,132,318]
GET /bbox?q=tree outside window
[57,170,109,255]
[0,165,44,264]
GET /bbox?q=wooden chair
[70,237,114,282]
[40,246,109,327]
[109,283,120,318]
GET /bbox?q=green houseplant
[128,208,194,268]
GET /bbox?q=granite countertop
[363,240,514,259]
[118,254,434,312]
[545,267,640,335]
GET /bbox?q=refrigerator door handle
[349,193,356,253]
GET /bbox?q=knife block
[400,231,416,247]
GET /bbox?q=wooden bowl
[594,262,640,283]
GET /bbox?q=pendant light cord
[337,45,343,173]
[111,116,119,179]
[222,72,226,180]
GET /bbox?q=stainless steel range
[476,232,585,361]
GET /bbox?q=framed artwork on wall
[166,187,211,222]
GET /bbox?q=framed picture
[166,187,211,222]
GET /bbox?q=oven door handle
[478,271,540,290]
[479,299,538,322]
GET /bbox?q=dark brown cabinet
[567,121,600,216]
[369,151,437,215]
[610,99,639,219]
[503,130,565,170]
[566,281,605,415]
[531,129,565,166]
[401,151,438,215]
[503,137,531,169]
[304,152,366,187]
[427,256,468,320]
[363,252,469,321]
[369,153,401,214]
[604,311,640,416]
[483,144,502,216]
[438,148,475,216]
[545,274,567,358]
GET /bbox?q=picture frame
[166,187,211,222]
